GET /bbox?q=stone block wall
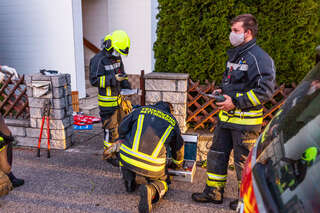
[144,72,189,133]
[6,73,74,150]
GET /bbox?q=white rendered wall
[0,0,85,97]
[82,0,108,66]
[108,0,152,75]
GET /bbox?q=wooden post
[71,91,79,112]
[140,70,145,106]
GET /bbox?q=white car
[238,60,320,212]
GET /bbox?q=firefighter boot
[229,199,239,210]
[8,172,24,188]
[138,184,156,213]
[191,185,224,204]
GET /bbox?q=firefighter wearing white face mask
[192,14,276,210]
[89,30,131,164]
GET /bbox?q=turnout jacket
[219,39,276,131]
[89,49,131,114]
[118,102,185,178]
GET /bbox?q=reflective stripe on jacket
[118,103,184,178]
[220,39,276,130]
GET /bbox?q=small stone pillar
[144,72,189,133]
[22,73,74,149]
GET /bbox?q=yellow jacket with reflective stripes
[118,102,184,178]
[219,39,275,131]
[89,50,131,113]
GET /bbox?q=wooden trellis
[187,79,219,132]
[0,72,29,119]
[187,79,295,132]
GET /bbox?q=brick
[67,95,72,105]
[174,115,187,128]
[8,126,26,136]
[52,87,67,99]
[31,117,72,129]
[31,73,51,81]
[66,105,73,117]
[67,85,72,96]
[51,129,69,140]
[144,72,189,80]
[30,118,37,128]
[50,109,66,119]
[5,119,30,127]
[26,86,33,97]
[29,108,42,118]
[51,75,67,87]
[33,84,52,98]
[26,127,48,138]
[26,127,71,140]
[15,136,72,149]
[65,74,71,84]
[145,91,161,102]
[177,80,188,92]
[172,104,187,116]
[145,79,176,91]
[29,97,66,109]
[25,75,32,86]
[162,92,187,104]
[29,108,65,119]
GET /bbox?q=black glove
[105,72,117,87]
[168,160,183,170]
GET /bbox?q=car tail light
[240,150,259,213]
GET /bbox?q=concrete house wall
[0,0,159,98]
[0,0,86,97]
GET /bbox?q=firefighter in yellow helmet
[89,30,131,164]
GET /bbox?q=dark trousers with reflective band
[121,166,168,203]
[101,108,126,149]
[206,125,259,189]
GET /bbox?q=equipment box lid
[168,133,198,183]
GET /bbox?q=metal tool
[200,91,226,102]
[37,100,51,158]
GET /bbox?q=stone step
[85,87,98,97]
[79,96,99,117]
[79,104,100,117]
[79,96,97,105]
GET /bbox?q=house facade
[0,0,158,98]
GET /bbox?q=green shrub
[154,0,320,85]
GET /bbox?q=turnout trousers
[101,108,126,149]
[206,124,259,189]
[121,166,168,203]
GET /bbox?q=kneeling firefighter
[0,114,24,197]
[89,30,131,163]
[117,101,185,213]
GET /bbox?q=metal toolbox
[168,134,198,183]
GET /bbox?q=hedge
[154,0,320,85]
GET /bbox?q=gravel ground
[0,124,237,213]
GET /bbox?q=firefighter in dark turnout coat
[192,14,275,210]
[118,101,184,213]
[89,30,131,161]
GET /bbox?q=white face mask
[112,50,121,57]
[229,32,245,47]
